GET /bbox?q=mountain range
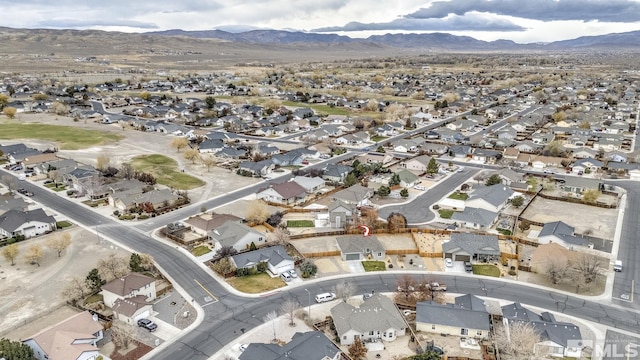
[148,29,640,51]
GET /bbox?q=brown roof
[23,311,103,360]
[270,181,307,199]
[112,295,150,317]
[22,153,59,166]
[184,213,242,232]
[503,148,520,157]
[101,273,154,297]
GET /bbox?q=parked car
[457,167,464,173]
[464,261,473,272]
[414,185,426,191]
[287,269,298,278]
[280,272,292,282]
[239,344,248,352]
[315,292,336,303]
[445,258,453,267]
[137,318,157,332]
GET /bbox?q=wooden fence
[302,250,341,258]
[537,191,617,209]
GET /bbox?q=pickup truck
[426,282,447,291]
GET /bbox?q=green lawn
[362,261,386,272]
[45,183,66,191]
[438,209,454,219]
[0,122,123,150]
[370,136,388,142]
[287,220,315,227]
[472,264,501,277]
[127,154,205,190]
[84,293,103,305]
[447,191,469,200]
[192,245,212,256]
[227,273,286,293]
[56,221,73,228]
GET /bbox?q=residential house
[502,147,520,161]
[514,141,543,153]
[490,168,524,187]
[110,188,181,213]
[570,147,597,160]
[537,221,589,248]
[332,184,373,207]
[471,149,501,164]
[605,151,628,163]
[292,176,325,193]
[322,164,353,183]
[327,200,355,229]
[336,235,385,261]
[22,311,104,360]
[451,207,498,230]
[393,139,420,153]
[198,139,225,153]
[21,153,59,168]
[420,143,449,155]
[416,294,491,339]
[0,193,29,215]
[465,185,515,213]
[449,145,473,159]
[217,147,246,159]
[230,245,294,275]
[207,221,266,252]
[442,233,501,263]
[571,158,603,175]
[501,303,582,358]
[331,293,406,346]
[402,155,433,173]
[358,152,395,165]
[257,181,308,205]
[562,177,603,194]
[397,169,419,188]
[183,213,242,236]
[101,273,156,323]
[0,209,56,239]
[66,167,100,194]
[239,160,275,177]
[239,331,342,360]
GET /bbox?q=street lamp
[304,288,311,318]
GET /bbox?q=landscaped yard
[127,154,205,190]
[227,273,286,293]
[0,122,123,150]
[192,245,211,256]
[45,182,66,191]
[472,264,501,277]
[287,220,315,227]
[447,191,469,200]
[370,135,388,142]
[84,293,103,305]
[362,261,386,271]
[56,221,73,228]
[438,209,455,219]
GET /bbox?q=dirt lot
[520,197,618,239]
[0,226,131,338]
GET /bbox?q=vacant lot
[521,197,618,239]
[0,122,123,150]
[128,154,205,190]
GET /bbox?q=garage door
[455,255,471,262]
[345,253,360,261]
[133,310,150,322]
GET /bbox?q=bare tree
[2,243,19,265]
[111,321,137,349]
[263,310,279,342]
[545,257,570,285]
[47,232,72,257]
[348,339,368,360]
[98,253,130,281]
[171,137,189,153]
[387,212,407,233]
[200,156,217,172]
[333,280,357,302]
[184,148,201,164]
[280,298,299,326]
[139,253,155,272]
[245,199,270,225]
[95,152,112,171]
[61,276,90,303]
[24,244,44,266]
[574,254,602,284]
[48,169,61,187]
[395,274,418,303]
[494,321,541,360]
[268,227,290,245]
[0,175,17,194]
[83,174,104,199]
[119,163,135,180]
[216,245,238,258]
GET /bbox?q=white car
[288,269,298,278]
[457,167,464,173]
[280,272,292,282]
[445,258,453,267]
[414,185,426,191]
[239,344,248,352]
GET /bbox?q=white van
[614,260,623,272]
[315,292,336,303]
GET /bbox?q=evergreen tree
[0,338,35,360]
[129,253,142,272]
[426,158,440,175]
[86,268,105,291]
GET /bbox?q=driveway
[379,168,479,224]
[444,260,466,273]
[346,260,365,273]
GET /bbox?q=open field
[0,122,123,150]
[281,101,350,116]
[127,154,205,190]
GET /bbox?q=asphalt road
[378,167,479,224]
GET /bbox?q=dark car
[464,261,473,272]
[137,318,157,332]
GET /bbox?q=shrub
[113,210,120,216]
[508,270,517,276]
[388,264,394,269]
[138,215,149,220]
[432,204,440,210]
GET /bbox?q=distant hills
[148,28,640,51]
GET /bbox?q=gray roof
[208,221,264,248]
[467,184,514,207]
[328,199,354,213]
[451,207,498,227]
[336,235,384,255]
[0,194,29,214]
[538,221,589,246]
[239,331,340,360]
[442,233,500,256]
[0,209,56,233]
[562,177,602,190]
[331,294,405,338]
[332,184,372,204]
[501,303,582,348]
[323,164,352,178]
[231,245,292,269]
[416,294,490,331]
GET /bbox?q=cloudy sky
[3,0,640,43]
